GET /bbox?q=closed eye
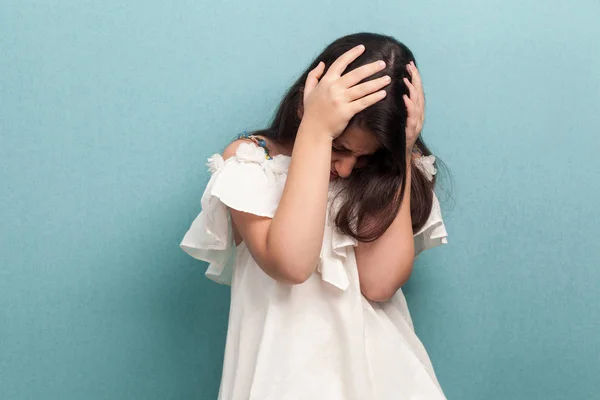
[355,155,370,169]
[332,144,349,153]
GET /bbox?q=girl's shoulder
[207,137,291,181]
[222,135,270,160]
[181,136,286,287]
[221,132,285,157]
[223,133,289,160]
[208,134,290,176]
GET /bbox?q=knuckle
[331,95,343,107]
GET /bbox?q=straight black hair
[250,32,445,242]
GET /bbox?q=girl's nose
[334,157,356,178]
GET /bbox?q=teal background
[1,0,599,399]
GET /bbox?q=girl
[181,32,449,399]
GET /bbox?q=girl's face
[330,124,380,181]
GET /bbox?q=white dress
[180,142,449,400]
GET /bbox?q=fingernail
[406,64,411,72]
[358,44,365,50]
[378,60,386,67]
[384,75,391,82]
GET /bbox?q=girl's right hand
[301,44,391,139]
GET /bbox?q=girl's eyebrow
[335,139,371,157]
[336,143,352,152]
[334,139,358,155]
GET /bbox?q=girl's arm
[228,45,391,285]
[225,122,332,285]
[355,156,415,302]
[356,61,425,302]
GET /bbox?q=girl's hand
[302,44,391,139]
[402,61,425,154]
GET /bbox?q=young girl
[181,32,449,399]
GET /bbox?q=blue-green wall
[1,1,599,399]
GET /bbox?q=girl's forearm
[356,156,415,301]
[267,119,333,282]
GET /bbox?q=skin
[355,61,425,302]
[223,44,426,302]
[330,124,379,180]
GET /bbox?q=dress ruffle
[318,200,358,290]
[180,142,290,285]
[181,142,448,287]
[413,154,448,256]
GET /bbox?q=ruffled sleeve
[179,142,290,285]
[317,213,357,291]
[315,183,358,291]
[316,166,449,291]
[412,155,449,256]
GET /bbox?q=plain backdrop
[1,0,599,399]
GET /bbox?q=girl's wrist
[298,118,335,144]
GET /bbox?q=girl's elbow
[271,259,317,285]
[361,262,414,302]
[285,271,312,285]
[361,284,398,302]
[265,241,319,285]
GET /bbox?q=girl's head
[256,32,440,241]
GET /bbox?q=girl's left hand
[402,61,425,154]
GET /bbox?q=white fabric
[412,154,449,257]
[180,142,449,400]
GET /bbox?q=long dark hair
[250,32,446,242]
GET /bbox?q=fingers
[350,89,387,114]
[408,61,425,110]
[403,77,420,111]
[309,61,325,83]
[403,95,416,119]
[327,44,365,77]
[313,61,326,80]
[346,75,391,102]
[338,60,386,89]
[304,61,325,103]
[405,61,425,128]
[403,94,421,131]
